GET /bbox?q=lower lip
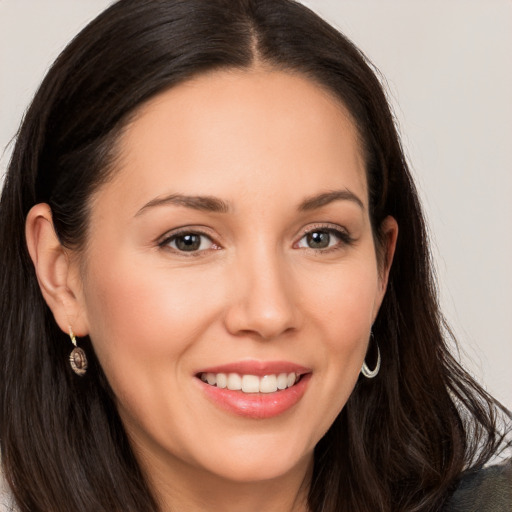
[199,374,311,419]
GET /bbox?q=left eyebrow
[298,189,365,211]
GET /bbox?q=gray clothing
[443,459,512,512]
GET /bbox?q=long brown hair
[0,1,509,511]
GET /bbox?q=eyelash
[295,224,354,254]
[158,224,354,256]
[158,228,219,257]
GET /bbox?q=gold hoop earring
[69,327,88,376]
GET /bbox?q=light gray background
[1,1,511,407]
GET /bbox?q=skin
[26,68,397,512]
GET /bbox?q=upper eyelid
[157,226,217,244]
[297,222,349,237]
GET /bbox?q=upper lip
[196,360,311,377]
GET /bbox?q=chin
[191,431,314,484]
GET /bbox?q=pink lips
[196,360,311,419]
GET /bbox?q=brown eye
[175,234,201,251]
[297,227,351,251]
[306,231,330,249]
[166,233,213,252]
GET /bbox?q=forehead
[98,69,368,213]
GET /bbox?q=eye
[296,227,351,251]
[162,231,216,253]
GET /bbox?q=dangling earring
[69,327,88,376]
[361,332,381,379]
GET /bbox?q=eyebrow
[136,193,231,216]
[298,189,364,211]
[136,188,364,217]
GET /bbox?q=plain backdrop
[1,1,511,407]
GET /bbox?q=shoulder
[443,458,512,512]
[0,468,16,512]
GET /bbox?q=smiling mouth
[198,372,301,394]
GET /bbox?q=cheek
[303,257,379,338]
[300,258,379,410]
[80,253,220,386]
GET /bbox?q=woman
[0,1,510,511]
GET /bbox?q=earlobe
[25,204,89,336]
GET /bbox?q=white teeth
[277,373,288,390]
[216,373,227,389]
[200,371,300,393]
[242,375,260,393]
[227,373,242,390]
[259,374,278,393]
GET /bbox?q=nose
[223,248,300,340]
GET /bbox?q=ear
[378,215,398,292]
[372,215,398,321]
[25,203,89,337]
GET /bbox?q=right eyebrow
[135,193,231,217]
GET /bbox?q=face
[71,69,395,486]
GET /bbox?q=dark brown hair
[0,1,510,511]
